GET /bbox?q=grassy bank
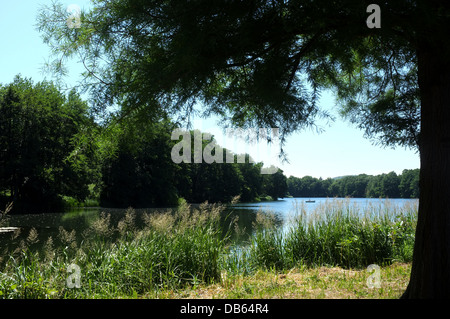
[156,262,412,299]
[0,198,417,299]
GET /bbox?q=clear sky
[0,0,420,179]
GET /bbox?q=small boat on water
[305,199,315,203]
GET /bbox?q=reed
[244,198,417,272]
[0,202,228,298]
[0,198,417,299]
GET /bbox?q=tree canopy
[38,0,423,150]
[0,75,98,212]
[99,121,288,207]
[287,170,419,199]
[0,76,288,211]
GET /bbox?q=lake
[0,197,418,252]
[232,197,418,233]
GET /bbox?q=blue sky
[193,93,420,179]
[0,1,420,179]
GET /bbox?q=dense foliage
[0,76,417,213]
[0,77,288,211]
[99,117,181,208]
[0,76,98,213]
[287,170,419,199]
[99,121,288,207]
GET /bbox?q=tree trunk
[401,38,450,298]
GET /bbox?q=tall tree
[38,0,450,297]
[399,169,420,198]
[382,171,400,198]
[99,116,180,207]
[262,169,287,199]
[0,76,96,212]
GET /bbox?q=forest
[287,169,419,199]
[0,76,287,213]
[0,76,419,215]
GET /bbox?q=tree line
[287,169,420,199]
[0,76,287,213]
[99,116,288,208]
[0,76,418,214]
[0,76,98,213]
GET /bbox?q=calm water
[234,197,418,218]
[232,197,418,232]
[0,197,418,251]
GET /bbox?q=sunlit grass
[168,262,411,299]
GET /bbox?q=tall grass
[0,200,228,298]
[0,198,417,299]
[243,198,417,272]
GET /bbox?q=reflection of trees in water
[220,208,258,244]
[222,208,283,245]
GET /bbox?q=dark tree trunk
[401,38,450,298]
